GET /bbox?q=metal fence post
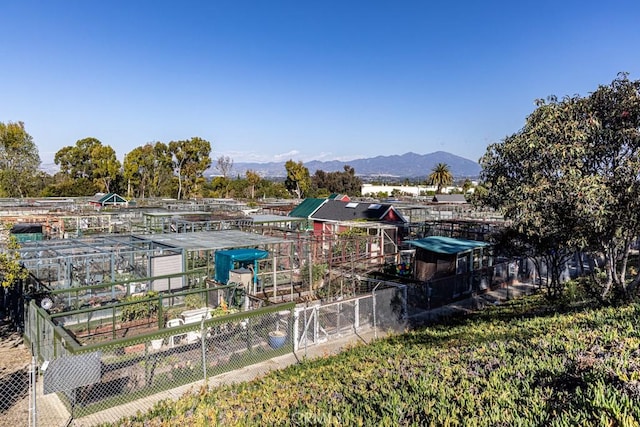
[354,298,359,332]
[372,284,379,340]
[293,308,299,352]
[29,355,37,427]
[303,302,308,359]
[201,316,207,383]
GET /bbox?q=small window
[346,202,359,208]
[368,204,382,210]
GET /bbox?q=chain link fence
[13,282,407,427]
[295,282,407,356]
[403,260,515,317]
[0,350,35,427]
[23,302,293,426]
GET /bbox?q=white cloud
[273,150,302,162]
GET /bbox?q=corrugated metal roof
[288,198,326,218]
[310,199,407,223]
[249,214,307,224]
[406,236,487,254]
[432,194,467,203]
[143,229,289,251]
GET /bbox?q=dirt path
[0,319,32,427]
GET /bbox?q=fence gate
[295,303,325,351]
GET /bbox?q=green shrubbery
[120,291,158,322]
[110,295,640,426]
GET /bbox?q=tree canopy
[311,165,362,197]
[123,142,174,198]
[479,73,640,299]
[169,137,212,199]
[0,121,41,197]
[53,137,121,195]
[216,155,234,178]
[245,170,261,199]
[285,160,311,199]
[0,224,28,288]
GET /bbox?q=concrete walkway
[67,281,538,426]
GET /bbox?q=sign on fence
[43,352,102,394]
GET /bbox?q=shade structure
[214,248,269,284]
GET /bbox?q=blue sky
[2,1,640,166]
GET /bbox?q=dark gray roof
[310,199,406,222]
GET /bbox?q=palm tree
[427,163,454,194]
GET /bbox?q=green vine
[301,263,328,287]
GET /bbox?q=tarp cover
[215,248,269,284]
[11,223,43,234]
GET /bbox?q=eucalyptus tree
[91,144,120,193]
[123,144,153,198]
[168,137,212,199]
[124,142,174,198]
[54,137,121,195]
[427,163,454,194]
[150,142,174,197]
[55,137,100,179]
[0,121,41,197]
[285,160,311,199]
[479,73,640,299]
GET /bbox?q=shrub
[120,291,159,322]
[184,292,205,309]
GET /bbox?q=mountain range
[40,151,482,179]
[216,151,482,179]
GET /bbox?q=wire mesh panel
[294,287,407,353]
[32,304,294,426]
[372,286,408,334]
[356,295,374,328]
[317,300,357,339]
[25,301,71,364]
[25,288,408,425]
[0,350,31,426]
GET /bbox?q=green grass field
[108,295,640,426]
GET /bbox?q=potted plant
[268,330,287,349]
[268,311,288,349]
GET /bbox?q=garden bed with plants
[61,291,238,346]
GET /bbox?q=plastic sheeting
[214,248,269,284]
